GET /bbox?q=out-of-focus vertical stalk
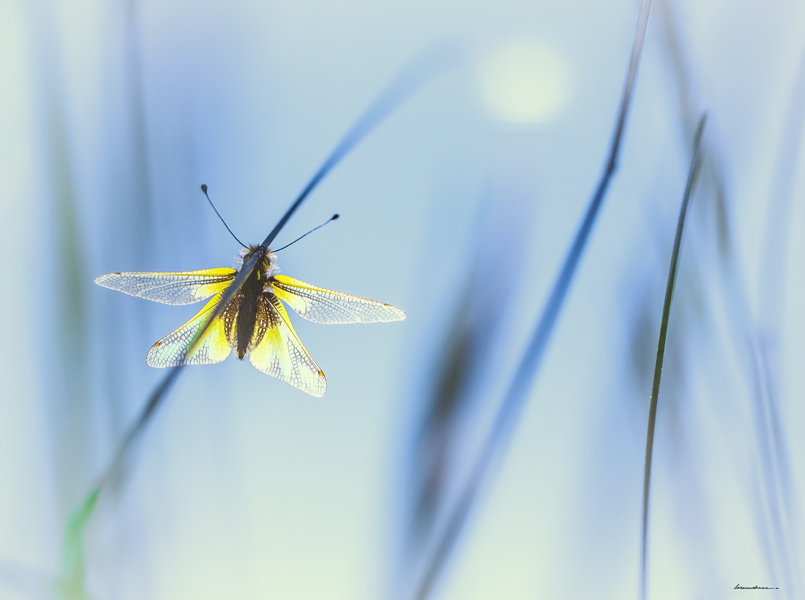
[404,186,529,558]
[30,4,97,597]
[124,0,154,265]
[97,0,155,445]
[752,47,805,600]
[639,114,705,600]
[407,287,476,552]
[22,0,93,528]
[46,85,92,521]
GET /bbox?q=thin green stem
[639,113,707,600]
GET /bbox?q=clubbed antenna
[200,184,247,248]
[273,214,340,252]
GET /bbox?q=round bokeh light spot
[477,39,574,125]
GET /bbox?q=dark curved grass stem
[90,46,451,497]
[262,47,453,249]
[410,1,653,598]
[94,248,264,492]
[639,114,706,600]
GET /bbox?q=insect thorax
[238,245,279,282]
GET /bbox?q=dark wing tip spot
[318,370,325,378]
[151,341,161,348]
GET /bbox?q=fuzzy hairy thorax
[237,245,280,281]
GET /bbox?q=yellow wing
[249,294,327,397]
[271,274,406,324]
[95,268,236,305]
[146,292,234,367]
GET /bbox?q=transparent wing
[95,268,236,305]
[249,294,327,397]
[271,274,406,324]
[146,293,234,367]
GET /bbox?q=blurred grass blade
[262,44,455,248]
[758,47,805,326]
[409,287,476,551]
[95,248,265,492]
[410,0,653,597]
[639,114,706,600]
[124,0,154,266]
[61,229,266,597]
[753,47,805,600]
[58,488,100,600]
[25,0,93,522]
[406,187,529,555]
[56,250,263,595]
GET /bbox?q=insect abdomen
[234,268,266,359]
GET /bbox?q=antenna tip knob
[201,184,208,193]
[332,214,340,220]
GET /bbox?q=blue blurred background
[1,0,805,598]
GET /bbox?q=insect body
[95,245,405,397]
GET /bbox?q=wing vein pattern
[146,292,235,367]
[271,275,406,324]
[249,294,327,397]
[95,268,236,305]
